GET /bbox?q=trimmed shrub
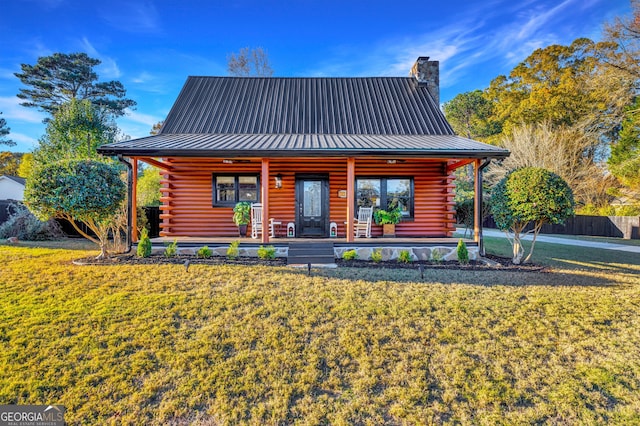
[430,249,443,264]
[136,228,152,258]
[0,202,64,241]
[491,167,574,264]
[197,246,212,259]
[370,248,383,263]
[342,249,358,261]
[398,250,412,263]
[457,239,469,265]
[164,240,178,258]
[24,159,126,258]
[227,241,240,259]
[257,245,276,260]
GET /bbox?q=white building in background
[0,175,26,201]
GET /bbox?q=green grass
[483,236,640,275]
[0,242,639,424]
[539,233,640,247]
[456,228,640,247]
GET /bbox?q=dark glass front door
[296,177,329,237]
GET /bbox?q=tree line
[0,47,272,256]
[444,4,640,214]
[2,8,638,262]
[0,47,273,175]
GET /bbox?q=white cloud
[305,0,610,93]
[118,123,151,140]
[125,110,161,127]
[0,68,17,80]
[80,37,122,79]
[132,72,154,84]
[9,132,39,147]
[129,71,168,93]
[80,36,99,57]
[22,38,53,59]
[306,16,489,88]
[98,57,122,79]
[0,96,46,123]
[516,0,575,41]
[99,0,161,34]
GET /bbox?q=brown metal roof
[98,76,509,159]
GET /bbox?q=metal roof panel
[160,77,454,135]
[98,133,510,159]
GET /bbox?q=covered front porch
[127,156,490,253]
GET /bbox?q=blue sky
[0,0,631,153]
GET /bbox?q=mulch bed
[73,254,287,267]
[336,254,546,272]
[74,253,545,272]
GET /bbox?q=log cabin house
[98,57,509,261]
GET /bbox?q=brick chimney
[410,56,439,105]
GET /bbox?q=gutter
[117,155,133,254]
[97,148,511,160]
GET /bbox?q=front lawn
[0,242,639,424]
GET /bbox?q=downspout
[117,155,133,254]
[475,158,492,257]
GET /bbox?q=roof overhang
[97,133,510,160]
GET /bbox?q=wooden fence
[484,215,640,239]
[143,206,161,238]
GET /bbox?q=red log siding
[157,157,455,237]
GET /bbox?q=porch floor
[149,236,476,247]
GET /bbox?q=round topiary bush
[490,167,574,264]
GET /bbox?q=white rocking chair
[251,203,263,239]
[354,207,373,238]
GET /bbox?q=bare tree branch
[227,47,274,77]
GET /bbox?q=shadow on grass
[0,238,97,251]
[313,265,623,287]
[5,237,633,288]
[550,258,640,276]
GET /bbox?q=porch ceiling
[97,133,509,159]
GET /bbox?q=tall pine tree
[15,52,135,118]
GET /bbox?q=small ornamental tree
[24,160,125,259]
[33,98,118,165]
[490,167,575,264]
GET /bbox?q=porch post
[474,159,487,256]
[474,159,480,244]
[132,157,138,242]
[346,157,355,242]
[261,158,270,244]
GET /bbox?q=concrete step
[287,255,336,264]
[287,242,334,265]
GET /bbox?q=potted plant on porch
[374,204,402,237]
[232,201,251,237]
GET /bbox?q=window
[213,175,259,205]
[356,177,413,219]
